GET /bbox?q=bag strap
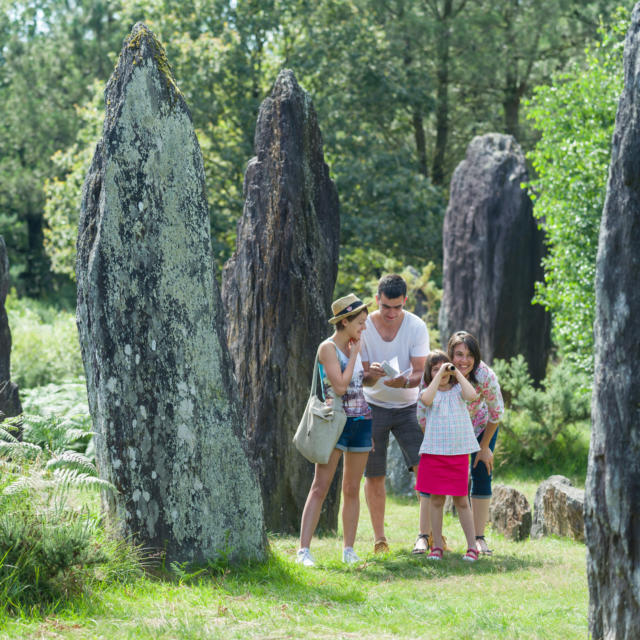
[313,340,344,402]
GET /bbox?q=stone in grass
[531,475,584,542]
[76,23,265,564]
[489,484,532,541]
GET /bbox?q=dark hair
[423,350,451,386]
[377,274,407,300]
[447,330,481,384]
[336,307,368,331]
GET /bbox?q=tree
[525,11,626,375]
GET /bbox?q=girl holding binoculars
[414,350,480,561]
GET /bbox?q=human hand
[473,447,493,474]
[384,375,408,388]
[368,362,386,379]
[349,337,361,356]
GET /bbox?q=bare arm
[318,340,360,397]
[419,366,447,406]
[454,367,479,401]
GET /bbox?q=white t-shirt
[361,311,430,409]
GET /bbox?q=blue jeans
[470,428,499,498]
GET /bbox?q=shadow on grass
[160,545,543,609]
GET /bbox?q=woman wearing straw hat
[296,294,373,567]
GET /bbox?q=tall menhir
[76,23,265,563]
[223,70,340,532]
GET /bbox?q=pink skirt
[415,453,470,496]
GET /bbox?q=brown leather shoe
[374,538,389,554]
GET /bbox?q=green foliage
[336,256,442,347]
[0,418,138,614]
[525,10,627,376]
[6,295,84,389]
[493,356,591,479]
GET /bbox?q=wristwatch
[403,377,410,389]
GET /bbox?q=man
[361,274,429,553]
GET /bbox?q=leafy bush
[492,356,591,479]
[0,421,140,614]
[6,295,84,389]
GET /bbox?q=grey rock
[0,237,22,426]
[490,484,532,541]
[439,133,550,382]
[385,434,416,497]
[222,69,340,533]
[586,5,640,637]
[76,23,265,564]
[531,475,584,541]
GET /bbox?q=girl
[297,294,373,567]
[447,331,504,556]
[415,350,480,562]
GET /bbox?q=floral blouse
[467,361,504,437]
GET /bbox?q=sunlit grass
[0,479,588,639]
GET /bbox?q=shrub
[492,356,591,479]
[0,425,140,614]
[6,295,84,389]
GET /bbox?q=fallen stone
[490,484,532,541]
[531,475,584,542]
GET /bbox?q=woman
[447,330,504,556]
[296,294,373,567]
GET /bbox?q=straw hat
[328,293,373,324]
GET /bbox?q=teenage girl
[414,350,480,561]
[297,294,373,567]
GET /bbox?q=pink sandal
[427,546,443,560]
[462,548,479,562]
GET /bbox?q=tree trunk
[586,6,640,638]
[431,0,452,186]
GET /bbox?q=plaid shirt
[417,385,480,455]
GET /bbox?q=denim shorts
[336,417,373,453]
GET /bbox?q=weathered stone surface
[222,69,340,532]
[531,475,584,542]
[586,6,640,637]
[76,23,265,563]
[385,434,415,497]
[0,237,22,425]
[490,484,532,541]
[438,134,550,382]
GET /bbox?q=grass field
[0,481,588,640]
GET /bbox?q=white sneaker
[296,548,315,567]
[342,547,361,564]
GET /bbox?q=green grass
[0,483,588,640]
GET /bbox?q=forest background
[0,1,632,634]
[0,0,630,479]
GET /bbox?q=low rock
[489,484,532,541]
[531,475,584,542]
[385,434,415,497]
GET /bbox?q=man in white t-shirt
[361,274,430,553]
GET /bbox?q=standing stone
[586,5,640,637]
[222,69,340,532]
[439,134,550,382]
[0,237,22,427]
[531,475,584,541]
[76,23,265,564]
